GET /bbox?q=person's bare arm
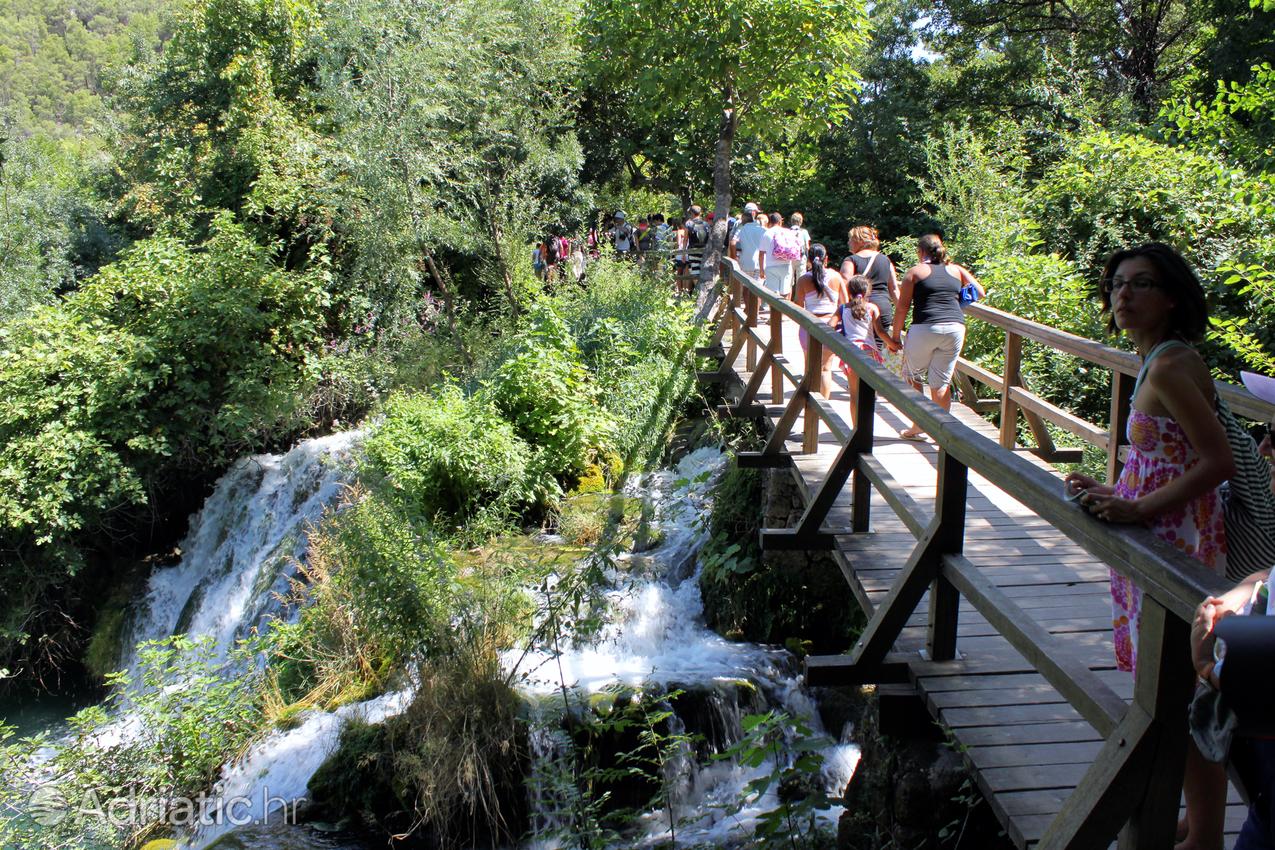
[1087,351,1235,523]
[887,257,901,304]
[891,269,916,340]
[956,264,986,298]
[1193,570,1268,684]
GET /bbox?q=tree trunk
[695,91,738,318]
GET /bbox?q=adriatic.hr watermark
[27,783,301,830]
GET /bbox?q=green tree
[580,0,868,299]
[319,0,585,320]
[112,0,336,259]
[0,0,165,138]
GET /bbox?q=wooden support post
[729,276,742,337]
[1107,370,1134,485]
[1037,706,1158,850]
[708,291,730,347]
[803,335,822,453]
[745,287,759,371]
[1019,373,1059,459]
[999,331,1023,450]
[927,450,966,662]
[1117,599,1194,850]
[953,369,979,412]
[762,398,874,550]
[770,297,784,403]
[729,339,775,415]
[1038,600,1195,850]
[851,381,876,533]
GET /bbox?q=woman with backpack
[759,212,800,295]
[1063,243,1235,850]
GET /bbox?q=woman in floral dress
[1065,243,1234,850]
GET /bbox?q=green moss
[83,561,152,681]
[572,463,607,494]
[699,463,863,653]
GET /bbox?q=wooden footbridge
[697,258,1275,849]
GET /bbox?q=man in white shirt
[758,211,795,295]
[729,207,767,281]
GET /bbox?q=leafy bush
[1031,131,1273,278]
[0,215,327,544]
[362,384,544,528]
[539,259,696,467]
[0,636,263,850]
[488,306,615,480]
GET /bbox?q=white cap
[614,210,626,220]
[744,202,759,213]
[1241,371,1275,406]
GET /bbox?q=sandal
[898,429,928,442]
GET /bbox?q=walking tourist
[792,243,847,399]
[888,234,984,440]
[841,273,899,425]
[684,205,710,279]
[610,211,639,258]
[730,210,767,282]
[789,212,811,284]
[844,225,900,350]
[759,211,798,296]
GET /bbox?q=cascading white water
[512,447,860,848]
[188,688,412,849]
[121,430,364,674]
[81,439,858,850]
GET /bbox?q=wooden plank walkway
[718,314,1249,848]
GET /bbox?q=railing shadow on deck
[702,257,1275,850]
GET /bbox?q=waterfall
[56,438,858,849]
[121,430,363,674]
[511,447,860,848]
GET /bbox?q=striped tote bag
[1218,395,1275,581]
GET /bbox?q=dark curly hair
[1098,242,1209,341]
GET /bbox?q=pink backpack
[770,227,802,261]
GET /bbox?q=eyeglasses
[1100,275,1160,294]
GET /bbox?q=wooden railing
[702,257,1275,850]
[955,302,1273,482]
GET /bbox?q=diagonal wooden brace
[761,410,874,550]
[846,517,944,667]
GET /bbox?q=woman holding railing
[1063,243,1235,850]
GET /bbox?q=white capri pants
[764,263,793,296]
[903,321,966,390]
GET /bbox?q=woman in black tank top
[843,226,899,348]
[888,234,985,440]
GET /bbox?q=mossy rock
[571,463,608,494]
[83,559,152,681]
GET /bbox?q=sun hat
[614,210,626,221]
[1242,371,1275,406]
[744,202,759,213]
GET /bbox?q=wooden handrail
[966,302,1274,424]
[708,255,1266,850]
[720,257,1233,617]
